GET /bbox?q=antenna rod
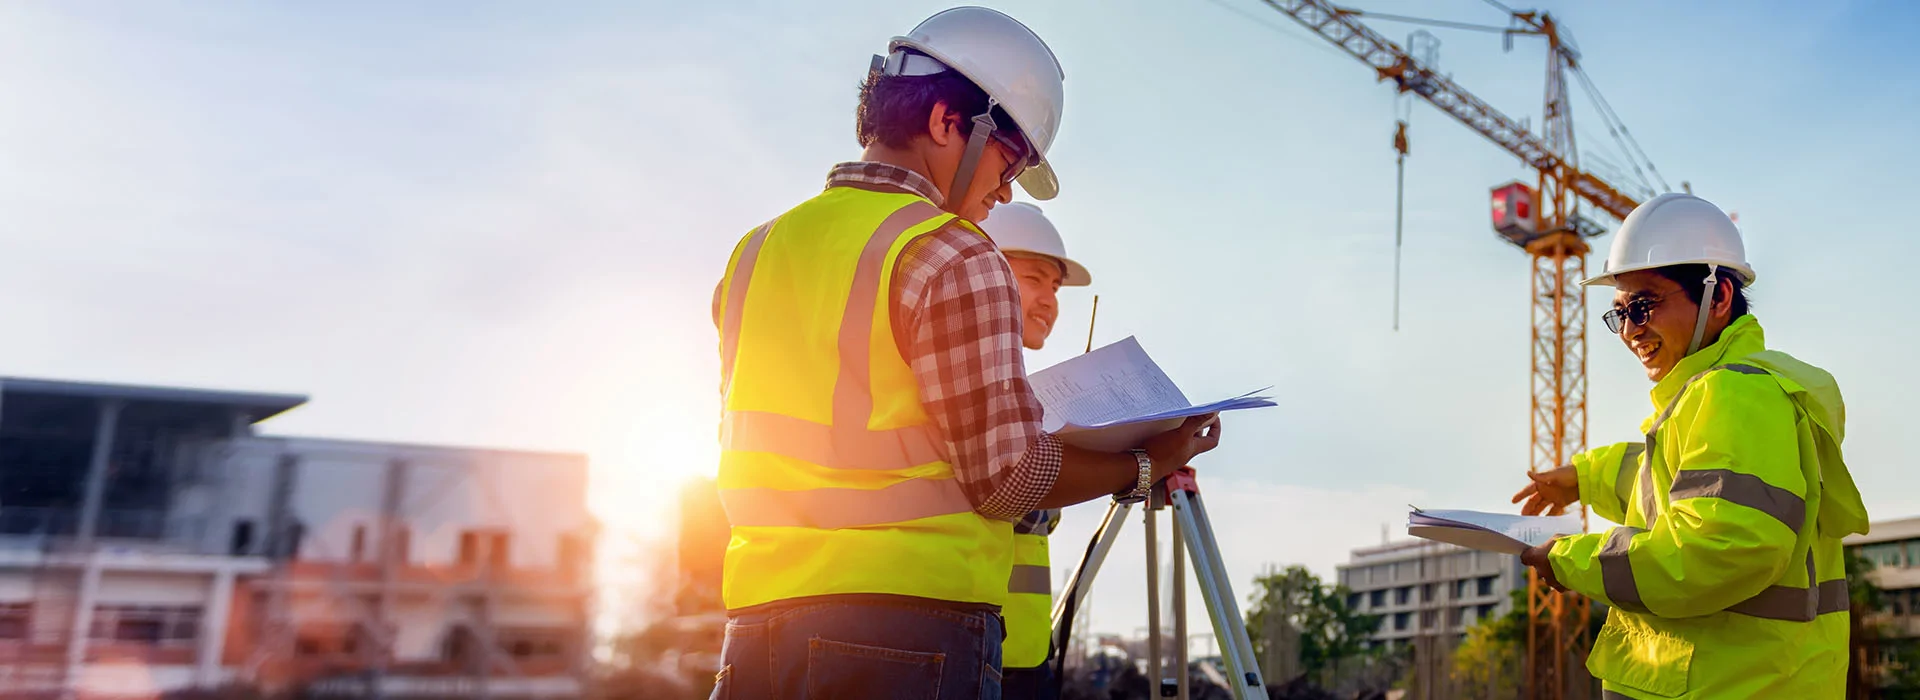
[1084,295,1100,353]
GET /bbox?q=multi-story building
[0,376,596,699]
[1847,515,1920,692]
[1337,539,1528,649]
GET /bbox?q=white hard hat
[886,7,1065,200]
[1583,193,1756,288]
[982,202,1090,286]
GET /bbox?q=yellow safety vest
[1005,508,1060,669]
[714,186,1014,611]
[1551,316,1869,699]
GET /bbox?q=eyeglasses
[987,129,1037,185]
[1602,296,1664,334]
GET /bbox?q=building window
[1455,580,1470,599]
[351,524,368,563]
[1348,593,1363,610]
[1394,612,1410,631]
[1395,587,1411,606]
[501,630,570,661]
[230,520,255,556]
[1449,607,1464,627]
[1370,590,1386,608]
[1906,541,1920,570]
[1421,583,1435,603]
[90,605,200,646]
[0,603,29,640]
[558,534,589,583]
[1478,575,1496,597]
[286,521,307,560]
[442,626,481,671]
[1420,610,1438,629]
[488,532,511,569]
[1478,603,1496,620]
[394,526,412,564]
[1862,543,1905,569]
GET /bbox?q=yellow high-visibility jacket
[1551,315,1869,699]
[1005,508,1060,669]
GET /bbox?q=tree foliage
[1245,565,1383,684]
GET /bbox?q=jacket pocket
[1588,615,1694,697]
[804,636,946,700]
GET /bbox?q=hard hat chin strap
[863,50,1004,217]
[1686,264,1720,355]
[943,106,998,217]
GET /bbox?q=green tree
[1451,616,1521,700]
[1245,565,1382,686]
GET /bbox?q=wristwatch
[1119,449,1154,503]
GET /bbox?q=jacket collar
[1650,314,1766,409]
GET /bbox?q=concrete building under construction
[0,377,596,699]
[1337,539,1528,649]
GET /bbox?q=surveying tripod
[1048,466,1266,700]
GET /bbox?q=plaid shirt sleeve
[894,225,1063,522]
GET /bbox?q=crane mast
[1255,2,1655,698]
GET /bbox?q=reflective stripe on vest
[1609,362,1839,623]
[1009,564,1051,595]
[718,202,963,528]
[1599,524,1846,622]
[1004,531,1053,668]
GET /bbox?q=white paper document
[1028,336,1275,451]
[1405,508,1584,555]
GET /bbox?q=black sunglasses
[1602,296,1664,334]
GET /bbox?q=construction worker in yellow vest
[977,201,1093,700]
[1511,193,1870,699]
[709,8,1223,699]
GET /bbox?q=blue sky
[4,0,1916,639]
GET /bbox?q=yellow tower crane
[1251,2,1671,698]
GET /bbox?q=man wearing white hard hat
[981,202,1091,700]
[709,8,1221,698]
[1511,194,1866,698]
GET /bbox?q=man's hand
[1521,540,1567,592]
[1141,414,1221,480]
[1512,465,1579,516]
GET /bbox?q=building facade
[1337,539,1528,649]
[0,377,595,699]
[1847,515,1920,692]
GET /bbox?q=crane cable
[1571,65,1671,193]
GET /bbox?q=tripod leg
[1188,493,1263,690]
[1173,514,1190,700]
[1053,500,1132,629]
[1145,506,1163,692]
[1171,490,1266,700]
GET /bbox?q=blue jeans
[711,597,1004,700]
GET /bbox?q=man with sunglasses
[708,8,1223,699]
[1510,193,1868,699]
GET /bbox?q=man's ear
[1714,277,1737,318]
[925,101,958,148]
